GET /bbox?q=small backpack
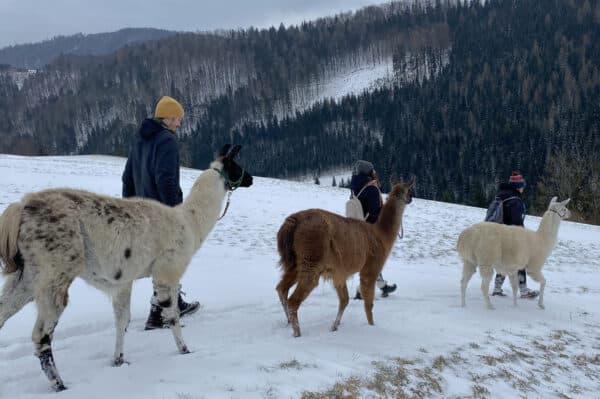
[345,184,371,220]
[485,196,518,223]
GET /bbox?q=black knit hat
[353,160,374,176]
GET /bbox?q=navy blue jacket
[496,183,526,226]
[122,118,183,206]
[350,174,382,224]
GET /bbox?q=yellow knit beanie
[154,96,184,119]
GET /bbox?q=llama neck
[535,210,561,254]
[375,198,405,245]
[180,161,226,248]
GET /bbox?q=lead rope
[217,190,233,220]
[213,167,245,221]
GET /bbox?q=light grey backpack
[345,185,370,220]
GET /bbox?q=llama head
[548,197,571,219]
[216,144,253,190]
[388,175,416,205]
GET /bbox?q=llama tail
[456,227,475,262]
[0,202,32,331]
[277,215,298,272]
[0,202,24,275]
[456,230,465,257]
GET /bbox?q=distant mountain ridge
[0,28,177,68]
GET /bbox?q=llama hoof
[180,346,191,354]
[112,356,129,367]
[538,303,545,310]
[53,382,67,392]
[486,304,495,310]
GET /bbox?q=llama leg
[276,268,297,324]
[286,272,320,337]
[460,261,477,307]
[154,282,189,353]
[508,273,519,307]
[527,270,546,309]
[330,281,349,332]
[0,270,34,329]
[111,283,132,366]
[32,284,71,391]
[359,276,376,325]
[479,266,494,310]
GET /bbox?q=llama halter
[212,167,246,191]
[213,167,247,220]
[550,208,568,218]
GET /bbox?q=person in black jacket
[491,171,539,299]
[351,160,397,299]
[122,95,200,330]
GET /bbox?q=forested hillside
[0,0,598,223]
[0,2,443,154]
[223,0,600,222]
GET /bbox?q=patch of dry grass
[299,328,600,399]
[301,376,361,399]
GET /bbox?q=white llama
[457,197,571,310]
[0,144,252,391]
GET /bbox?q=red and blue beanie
[508,171,526,189]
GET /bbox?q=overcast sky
[0,0,385,48]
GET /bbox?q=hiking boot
[381,283,397,298]
[144,303,165,330]
[178,292,200,317]
[520,288,539,299]
[353,291,362,300]
[145,292,200,330]
[491,288,507,297]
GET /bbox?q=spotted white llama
[0,144,252,391]
[457,197,571,310]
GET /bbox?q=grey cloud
[0,0,383,48]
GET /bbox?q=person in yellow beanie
[122,95,200,329]
[154,95,185,120]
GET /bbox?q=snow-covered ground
[0,154,599,399]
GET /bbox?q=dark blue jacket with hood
[122,118,183,206]
[496,183,526,226]
[350,174,382,224]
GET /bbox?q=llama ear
[218,144,232,158]
[390,173,398,186]
[226,144,242,159]
[407,174,416,188]
[561,198,571,206]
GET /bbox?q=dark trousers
[494,270,527,291]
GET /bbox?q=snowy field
[0,154,599,399]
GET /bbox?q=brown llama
[276,176,415,337]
